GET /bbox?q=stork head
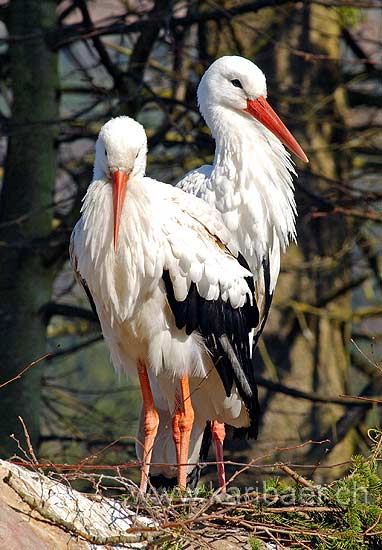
[94,116,148,249]
[197,56,308,163]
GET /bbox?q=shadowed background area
[0,0,381,487]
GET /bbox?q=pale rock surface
[0,460,277,549]
[0,460,152,549]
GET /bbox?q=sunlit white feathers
[178,56,298,295]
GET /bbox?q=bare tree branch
[40,302,98,324]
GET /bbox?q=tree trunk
[0,0,58,456]
[256,4,352,478]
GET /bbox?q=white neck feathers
[76,178,161,323]
[203,106,297,259]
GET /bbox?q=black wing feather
[80,276,100,322]
[186,283,199,335]
[252,255,273,350]
[162,252,260,439]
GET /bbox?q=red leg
[212,421,226,492]
[137,360,159,493]
[172,375,195,489]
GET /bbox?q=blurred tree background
[0,0,381,486]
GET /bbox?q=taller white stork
[70,116,261,491]
[148,56,308,487]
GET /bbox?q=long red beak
[245,96,308,163]
[111,170,129,250]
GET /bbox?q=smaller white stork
[70,116,260,491]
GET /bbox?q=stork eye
[231,79,243,89]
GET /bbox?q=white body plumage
[73,176,250,372]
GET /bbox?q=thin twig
[339,394,382,404]
[18,416,40,469]
[0,353,51,389]
[276,464,319,491]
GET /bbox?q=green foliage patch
[138,438,382,549]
